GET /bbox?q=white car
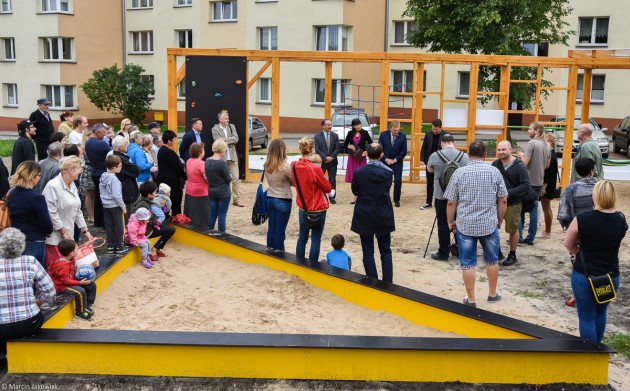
[546,117,609,158]
[330,109,375,150]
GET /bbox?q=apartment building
[1,0,627,132]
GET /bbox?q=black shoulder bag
[251,167,268,226]
[577,249,617,304]
[496,159,537,213]
[292,162,323,230]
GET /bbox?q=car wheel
[612,139,621,153]
[262,136,268,149]
[249,138,253,151]
[602,153,608,159]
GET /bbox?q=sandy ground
[61,178,630,389]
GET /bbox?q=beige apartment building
[1,0,628,132]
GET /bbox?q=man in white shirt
[211,111,243,207]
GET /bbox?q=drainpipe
[384,0,389,52]
[122,0,127,66]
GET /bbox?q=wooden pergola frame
[167,48,630,187]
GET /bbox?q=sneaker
[430,252,449,261]
[518,238,534,246]
[329,198,336,205]
[420,203,432,210]
[75,311,92,321]
[85,305,94,315]
[106,246,116,254]
[141,259,153,268]
[463,297,476,308]
[487,293,502,303]
[502,253,518,266]
[114,245,129,254]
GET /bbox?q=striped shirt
[1,255,56,324]
[444,160,508,237]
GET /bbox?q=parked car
[330,108,376,150]
[546,116,609,158]
[612,115,630,157]
[249,116,269,150]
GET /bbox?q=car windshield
[552,117,598,131]
[332,114,369,127]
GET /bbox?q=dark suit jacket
[11,135,36,175]
[0,159,9,199]
[420,131,444,164]
[378,130,407,165]
[179,129,197,161]
[351,162,395,237]
[314,131,339,162]
[113,151,140,204]
[29,109,54,148]
[343,130,373,154]
[156,146,187,189]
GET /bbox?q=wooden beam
[167,53,178,147]
[467,63,479,146]
[246,61,272,90]
[380,61,390,131]
[581,68,592,122]
[271,57,280,140]
[561,65,579,189]
[324,62,333,119]
[175,63,186,85]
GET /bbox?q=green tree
[403,0,574,113]
[81,64,153,125]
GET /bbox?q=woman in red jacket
[291,137,332,261]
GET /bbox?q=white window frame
[44,85,76,109]
[1,38,15,61]
[1,0,12,13]
[130,31,154,54]
[577,74,605,103]
[315,26,349,52]
[258,78,271,103]
[578,17,609,46]
[176,30,193,48]
[41,37,73,62]
[131,0,152,9]
[313,79,347,106]
[175,0,192,6]
[523,42,549,57]
[391,70,414,93]
[259,27,277,50]
[177,79,186,100]
[4,83,18,107]
[41,0,70,13]
[457,71,483,99]
[212,1,237,22]
[393,21,415,45]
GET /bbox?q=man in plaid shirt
[444,140,508,308]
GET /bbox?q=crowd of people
[0,99,625,349]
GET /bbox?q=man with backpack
[426,134,469,261]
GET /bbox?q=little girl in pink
[125,207,154,268]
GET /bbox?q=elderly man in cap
[11,120,37,175]
[29,98,55,161]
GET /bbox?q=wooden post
[561,65,579,188]
[380,60,390,131]
[271,57,280,140]
[581,68,592,122]
[167,53,178,150]
[325,62,333,120]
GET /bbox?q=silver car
[248,116,269,150]
[546,117,609,158]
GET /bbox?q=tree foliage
[81,64,153,125]
[403,0,574,110]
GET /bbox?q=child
[99,155,127,254]
[153,183,172,218]
[125,207,154,268]
[48,239,97,321]
[325,234,351,271]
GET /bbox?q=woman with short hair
[57,111,74,137]
[68,115,88,146]
[118,118,132,142]
[128,133,156,184]
[156,130,187,215]
[205,140,232,232]
[184,142,209,228]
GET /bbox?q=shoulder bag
[496,159,537,213]
[251,166,268,226]
[577,249,617,304]
[0,188,14,232]
[292,162,323,230]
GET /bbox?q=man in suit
[419,118,444,210]
[314,119,339,204]
[29,98,55,161]
[212,111,243,207]
[11,120,37,175]
[378,120,408,208]
[179,118,203,162]
[351,143,395,283]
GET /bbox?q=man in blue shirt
[84,123,112,227]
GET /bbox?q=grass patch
[514,289,544,299]
[603,332,630,359]
[478,276,487,283]
[535,277,549,289]
[0,140,16,157]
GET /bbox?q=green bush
[0,140,16,158]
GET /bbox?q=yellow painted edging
[172,229,532,339]
[7,341,608,385]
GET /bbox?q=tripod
[423,215,458,258]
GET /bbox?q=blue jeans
[296,209,326,262]
[360,233,393,283]
[518,185,542,242]
[456,228,500,269]
[266,197,292,251]
[23,240,46,269]
[208,195,231,232]
[571,270,620,343]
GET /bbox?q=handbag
[251,167,268,226]
[75,237,105,269]
[0,188,13,231]
[577,250,617,304]
[292,162,323,230]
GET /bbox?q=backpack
[437,150,464,191]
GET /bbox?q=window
[131,0,152,8]
[457,71,483,98]
[212,1,237,21]
[393,21,415,45]
[41,37,73,61]
[578,17,609,45]
[130,31,153,53]
[4,83,18,106]
[44,85,75,109]
[392,70,413,93]
[259,27,277,50]
[314,79,347,105]
[141,75,155,97]
[176,0,192,5]
[523,42,549,57]
[1,0,12,13]
[1,38,15,61]
[259,78,271,103]
[316,26,349,51]
[177,79,186,99]
[176,30,192,48]
[41,0,70,12]
[577,74,605,103]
